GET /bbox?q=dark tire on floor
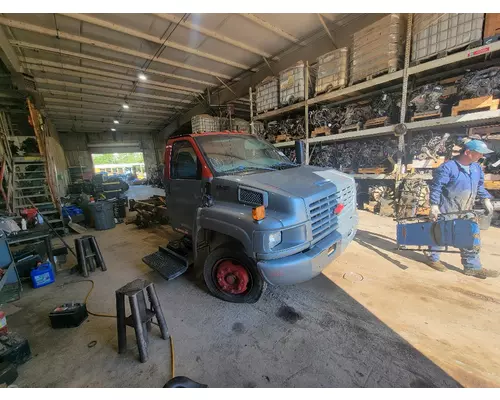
[203,245,265,304]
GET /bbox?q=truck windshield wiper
[221,165,275,175]
[269,162,298,170]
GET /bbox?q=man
[426,139,497,279]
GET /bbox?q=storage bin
[88,201,116,230]
[412,13,484,63]
[191,114,217,133]
[256,76,279,114]
[351,14,406,84]
[316,48,349,95]
[232,118,250,133]
[280,61,307,106]
[30,262,55,289]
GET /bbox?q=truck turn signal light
[252,205,265,221]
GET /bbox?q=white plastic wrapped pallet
[350,14,406,84]
[412,14,484,63]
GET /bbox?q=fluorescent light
[111,128,116,131]
[138,73,147,81]
[122,104,129,109]
[113,120,119,124]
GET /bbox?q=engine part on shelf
[262,117,305,142]
[408,132,455,161]
[351,14,406,84]
[371,92,401,119]
[412,14,484,63]
[396,175,430,219]
[315,48,349,95]
[457,66,500,100]
[484,154,500,174]
[369,184,395,202]
[343,104,373,126]
[309,106,345,131]
[309,137,399,171]
[408,84,444,113]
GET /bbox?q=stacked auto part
[408,131,456,161]
[408,84,444,113]
[457,66,500,99]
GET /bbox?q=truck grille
[309,184,355,243]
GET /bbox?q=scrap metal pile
[261,117,305,142]
[457,66,500,99]
[309,137,399,171]
[309,106,344,131]
[127,196,168,229]
[408,84,444,113]
[396,175,430,218]
[408,131,457,161]
[281,148,297,163]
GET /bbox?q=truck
[143,131,358,304]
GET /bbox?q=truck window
[171,141,201,180]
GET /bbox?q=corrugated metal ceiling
[0,13,367,135]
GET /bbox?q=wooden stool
[115,279,169,363]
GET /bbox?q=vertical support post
[249,87,254,135]
[304,61,310,165]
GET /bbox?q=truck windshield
[195,134,296,175]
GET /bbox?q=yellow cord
[63,279,175,378]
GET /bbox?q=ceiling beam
[21,57,203,93]
[41,92,183,113]
[60,13,252,70]
[239,14,302,44]
[11,41,217,87]
[25,63,197,96]
[317,14,338,49]
[0,26,22,73]
[46,107,170,117]
[0,17,233,79]
[51,118,160,128]
[46,111,169,121]
[153,13,276,60]
[34,78,194,104]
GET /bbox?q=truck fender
[197,217,253,256]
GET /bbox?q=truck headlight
[268,231,282,250]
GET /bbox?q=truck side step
[142,246,189,281]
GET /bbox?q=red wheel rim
[215,260,250,295]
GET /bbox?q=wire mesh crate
[315,47,349,95]
[191,114,217,133]
[350,14,406,85]
[280,61,307,106]
[256,76,279,114]
[232,118,250,133]
[412,13,484,63]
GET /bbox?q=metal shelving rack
[250,14,500,179]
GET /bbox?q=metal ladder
[13,157,65,233]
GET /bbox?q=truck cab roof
[168,131,249,142]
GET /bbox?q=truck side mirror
[201,176,213,207]
[295,140,305,165]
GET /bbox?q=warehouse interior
[1,12,500,388]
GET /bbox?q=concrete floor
[3,186,500,387]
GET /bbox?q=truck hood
[221,165,354,198]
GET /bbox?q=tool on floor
[115,279,169,363]
[396,211,481,254]
[27,199,77,259]
[74,235,107,277]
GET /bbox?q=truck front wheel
[203,246,265,303]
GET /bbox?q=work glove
[483,198,494,216]
[430,205,440,221]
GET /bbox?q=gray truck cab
[163,131,358,303]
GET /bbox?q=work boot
[426,261,447,272]
[464,268,500,279]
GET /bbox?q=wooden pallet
[315,84,346,96]
[364,116,390,129]
[274,134,292,143]
[410,40,483,66]
[484,180,500,190]
[451,95,500,116]
[311,126,332,138]
[350,67,397,86]
[357,167,387,175]
[339,123,361,133]
[411,111,443,122]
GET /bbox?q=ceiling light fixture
[111,128,116,131]
[122,104,129,109]
[138,73,147,81]
[113,120,119,124]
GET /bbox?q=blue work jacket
[429,159,492,213]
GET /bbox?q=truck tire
[203,245,265,303]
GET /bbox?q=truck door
[167,140,203,235]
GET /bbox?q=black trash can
[88,201,116,230]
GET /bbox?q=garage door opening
[91,152,146,180]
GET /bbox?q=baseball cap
[464,139,494,155]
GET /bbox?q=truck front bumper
[257,223,357,286]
